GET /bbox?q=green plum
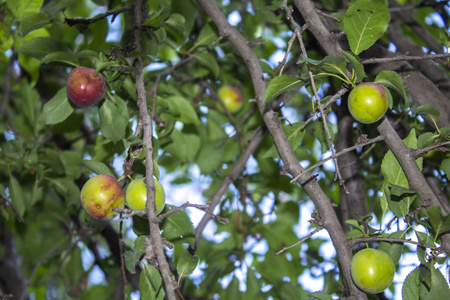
[125,178,166,215]
[80,174,125,220]
[348,82,388,124]
[351,248,395,294]
[217,85,244,113]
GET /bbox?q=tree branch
[132,1,177,298]
[198,1,367,298]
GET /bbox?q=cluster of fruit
[71,66,393,294]
[66,67,245,113]
[80,174,166,221]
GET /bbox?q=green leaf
[98,96,129,142]
[264,75,303,104]
[140,263,163,300]
[412,104,440,122]
[344,0,390,55]
[163,96,200,125]
[427,206,450,237]
[60,151,82,179]
[19,37,69,60]
[40,88,74,125]
[314,121,335,154]
[375,70,407,103]
[418,132,440,148]
[387,183,416,197]
[40,51,79,67]
[342,50,365,83]
[122,75,137,101]
[196,142,224,173]
[428,262,450,299]
[124,250,139,274]
[161,206,195,247]
[76,50,99,59]
[144,8,170,27]
[318,56,348,78]
[19,12,50,37]
[176,249,199,282]
[263,122,305,158]
[347,229,364,239]
[378,230,406,264]
[403,263,450,300]
[190,22,218,51]
[192,52,219,78]
[7,0,44,19]
[402,266,420,300]
[8,175,26,217]
[82,160,115,177]
[381,129,422,218]
[165,13,186,34]
[164,129,201,162]
[171,0,196,37]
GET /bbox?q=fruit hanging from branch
[348,82,389,124]
[350,248,395,294]
[125,178,166,215]
[80,174,125,220]
[66,67,106,107]
[217,85,244,113]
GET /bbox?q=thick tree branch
[376,118,450,252]
[132,1,177,298]
[197,1,367,298]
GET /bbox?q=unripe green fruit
[351,248,395,294]
[125,178,166,215]
[348,82,388,124]
[217,86,244,113]
[80,174,125,220]
[66,67,106,107]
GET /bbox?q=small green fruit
[80,174,125,220]
[217,86,244,113]
[348,82,388,124]
[125,178,166,215]
[351,248,395,294]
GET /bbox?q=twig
[157,202,228,224]
[275,226,324,255]
[113,208,146,223]
[361,53,450,65]
[348,236,436,250]
[65,5,133,27]
[274,28,298,75]
[192,125,267,250]
[290,136,385,183]
[414,140,450,158]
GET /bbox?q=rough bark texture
[336,104,367,233]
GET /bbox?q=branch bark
[132,1,177,298]
[197,0,367,298]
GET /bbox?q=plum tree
[217,85,244,113]
[80,174,125,220]
[66,67,106,107]
[125,178,166,215]
[351,248,395,294]
[348,82,389,124]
